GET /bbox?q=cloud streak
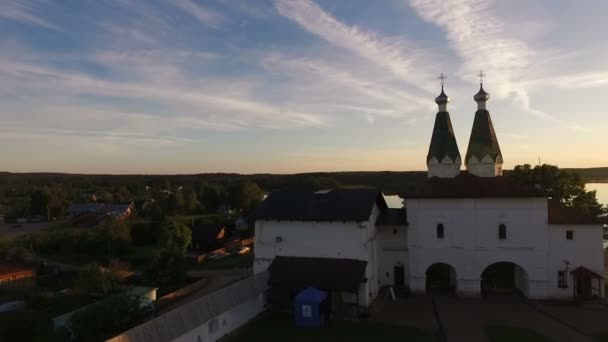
[173,0,224,28]
[0,0,60,30]
[274,0,437,92]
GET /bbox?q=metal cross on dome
[437,73,447,87]
[477,70,486,84]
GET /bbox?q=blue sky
[1,0,607,174]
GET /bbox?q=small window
[393,228,398,235]
[566,230,573,240]
[209,318,219,335]
[436,224,444,239]
[557,270,568,288]
[498,224,507,240]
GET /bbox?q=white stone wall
[377,224,409,287]
[172,293,265,342]
[547,224,604,298]
[428,156,462,178]
[406,197,551,297]
[253,204,381,306]
[466,155,503,177]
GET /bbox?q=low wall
[107,272,268,342]
[156,278,208,310]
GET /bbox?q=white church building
[252,83,605,308]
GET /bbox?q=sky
[1,0,607,174]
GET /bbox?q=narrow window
[498,224,507,240]
[557,270,568,288]
[393,228,398,235]
[436,223,444,239]
[566,230,573,240]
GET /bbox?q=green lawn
[592,332,608,342]
[228,314,436,342]
[486,326,556,342]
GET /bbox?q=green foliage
[199,183,228,213]
[143,250,187,291]
[76,263,123,296]
[511,164,607,217]
[99,218,132,257]
[67,294,154,342]
[0,310,54,342]
[229,181,264,214]
[130,221,160,246]
[158,219,191,255]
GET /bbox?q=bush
[144,250,187,292]
[67,293,154,342]
[130,222,159,246]
[0,310,54,342]
[157,219,191,255]
[76,262,124,296]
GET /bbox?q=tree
[29,189,50,219]
[99,218,132,257]
[76,263,123,296]
[143,250,187,290]
[67,293,153,342]
[185,190,203,214]
[510,164,607,217]
[157,219,191,255]
[228,181,264,214]
[199,183,227,213]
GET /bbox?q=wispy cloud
[0,0,60,30]
[274,0,437,92]
[173,0,224,28]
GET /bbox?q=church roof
[548,200,605,225]
[400,172,547,199]
[252,188,387,222]
[268,256,367,292]
[427,111,461,162]
[465,109,502,162]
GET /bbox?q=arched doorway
[426,263,457,294]
[481,262,528,297]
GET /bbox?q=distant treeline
[1,167,607,195]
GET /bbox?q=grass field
[228,314,436,342]
[486,326,555,342]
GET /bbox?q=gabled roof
[465,109,502,162]
[401,172,547,199]
[253,188,387,222]
[427,111,461,163]
[377,208,407,226]
[268,256,367,292]
[570,266,604,279]
[548,200,605,225]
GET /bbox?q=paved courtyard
[371,289,608,342]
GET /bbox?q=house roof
[427,111,461,163]
[268,256,367,292]
[253,188,387,222]
[570,266,604,279]
[400,172,547,199]
[548,200,605,225]
[191,224,225,242]
[0,265,35,279]
[465,109,502,162]
[377,208,407,226]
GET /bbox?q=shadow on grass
[226,313,436,342]
[486,325,556,342]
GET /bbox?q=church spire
[427,74,461,178]
[465,72,503,177]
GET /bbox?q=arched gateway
[426,263,457,294]
[481,262,528,296]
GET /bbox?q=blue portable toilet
[293,287,328,328]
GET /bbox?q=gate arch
[426,263,457,294]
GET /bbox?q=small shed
[293,287,328,328]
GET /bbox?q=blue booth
[293,287,328,328]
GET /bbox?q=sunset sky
[1,0,607,174]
